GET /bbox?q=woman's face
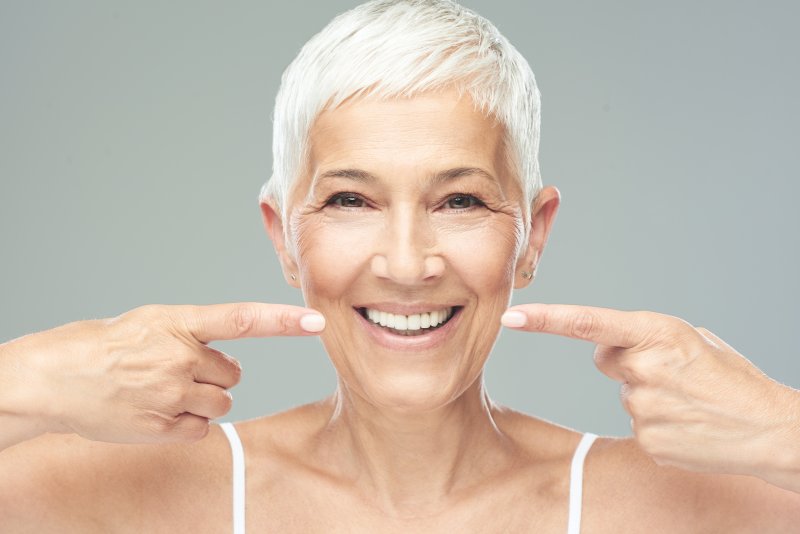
[266,90,555,411]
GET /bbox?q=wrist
[0,340,64,450]
[756,383,800,493]
[0,335,62,430]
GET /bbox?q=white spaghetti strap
[566,432,598,534]
[220,422,246,534]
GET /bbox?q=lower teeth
[382,325,440,336]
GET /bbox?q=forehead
[302,90,512,190]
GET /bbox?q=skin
[261,88,558,513]
[0,302,325,450]
[1,89,799,532]
[502,303,800,493]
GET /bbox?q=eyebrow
[316,166,500,187]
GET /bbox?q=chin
[340,365,480,413]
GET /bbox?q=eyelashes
[325,192,367,209]
[443,194,484,210]
[324,192,486,211]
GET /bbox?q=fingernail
[501,310,527,328]
[300,313,325,332]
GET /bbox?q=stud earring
[520,271,533,280]
[290,274,297,281]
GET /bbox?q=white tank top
[219,422,597,534]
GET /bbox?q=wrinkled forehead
[287,90,522,206]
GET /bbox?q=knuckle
[634,425,655,452]
[638,311,680,346]
[220,390,234,414]
[569,311,599,340]
[620,384,634,408]
[620,358,649,383]
[187,418,211,441]
[529,310,548,332]
[229,305,259,337]
[661,315,694,338]
[150,413,179,435]
[229,361,243,385]
[115,305,172,344]
[214,350,242,386]
[592,345,615,368]
[634,426,665,459]
[622,387,649,418]
[132,304,166,322]
[695,327,716,343]
[176,349,199,371]
[163,386,187,410]
[275,310,297,335]
[624,355,673,384]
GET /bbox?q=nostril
[424,256,446,279]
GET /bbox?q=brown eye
[445,194,483,210]
[327,193,366,208]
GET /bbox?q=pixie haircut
[260,0,542,223]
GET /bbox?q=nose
[371,205,444,284]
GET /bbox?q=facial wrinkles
[280,92,532,410]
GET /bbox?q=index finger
[501,303,654,348]
[177,302,326,343]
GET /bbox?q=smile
[357,307,458,336]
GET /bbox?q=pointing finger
[176,302,326,343]
[501,303,653,348]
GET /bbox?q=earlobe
[513,248,537,289]
[260,200,301,288]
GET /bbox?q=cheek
[436,216,521,292]
[294,212,521,299]
[294,217,379,304]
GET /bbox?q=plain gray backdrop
[1,0,798,438]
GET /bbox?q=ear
[260,199,301,288]
[514,185,561,289]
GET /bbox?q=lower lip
[353,307,462,351]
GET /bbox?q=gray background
[1,1,798,438]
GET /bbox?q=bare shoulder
[584,436,800,533]
[489,407,800,533]
[228,399,333,472]
[0,426,232,533]
[490,404,586,466]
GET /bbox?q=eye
[443,194,484,210]
[326,192,367,209]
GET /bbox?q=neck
[318,375,514,517]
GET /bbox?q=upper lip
[354,303,462,315]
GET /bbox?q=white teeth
[420,312,430,329]
[363,307,454,332]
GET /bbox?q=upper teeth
[365,307,453,331]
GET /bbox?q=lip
[353,305,463,351]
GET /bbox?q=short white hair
[260,0,542,221]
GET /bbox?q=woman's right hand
[0,303,325,445]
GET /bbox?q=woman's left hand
[501,304,800,490]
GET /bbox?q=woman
[1,0,799,532]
